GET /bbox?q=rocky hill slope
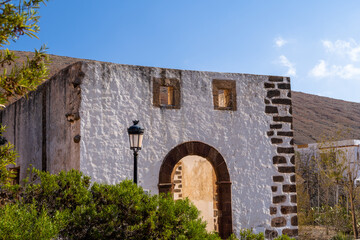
[292,91,360,144]
[3,51,360,144]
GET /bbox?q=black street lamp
[127,120,144,184]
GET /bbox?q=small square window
[153,78,180,109]
[212,80,237,111]
[160,86,174,106]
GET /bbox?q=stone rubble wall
[264,76,298,238]
[0,63,83,179]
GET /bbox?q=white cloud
[349,47,360,62]
[322,39,360,62]
[275,37,287,47]
[322,40,333,50]
[309,60,360,79]
[279,55,296,76]
[335,64,360,79]
[309,60,328,78]
[309,39,360,82]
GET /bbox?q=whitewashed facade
[1,61,298,238]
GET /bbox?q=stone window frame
[212,79,237,111]
[153,78,181,109]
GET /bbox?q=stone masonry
[264,76,298,238]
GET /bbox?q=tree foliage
[0,202,68,240]
[0,0,50,106]
[0,0,49,186]
[296,130,360,238]
[316,135,360,239]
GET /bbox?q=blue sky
[9,0,360,103]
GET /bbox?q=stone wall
[264,76,298,237]
[0,63,83,179]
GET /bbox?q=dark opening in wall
[9,167,20,185]
[212,80,237,111]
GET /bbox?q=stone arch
[158,141,232,239]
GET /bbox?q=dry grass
[299,225,337,240]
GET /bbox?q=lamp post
[127,120,144,184]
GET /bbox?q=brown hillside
[3,51,360,145]
[1,50,82,77]
[292,91,360,144]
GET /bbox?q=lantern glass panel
[129,134,144,149]
[128,135,133,148]
[138,134,143,148]
[129,134,137,149]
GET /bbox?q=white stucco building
[296,139,360,182]
[0,61,298,238]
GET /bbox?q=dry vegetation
[1,50,81,78]
[299,226,337,240]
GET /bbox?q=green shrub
[274,234,296,240]
[238,229,264,240]
[63,181,219,239]
[0,202,68,240]
[4,168,221,240]
[21,168,92,214]
[228,229,295,240]
[2,169,300,240]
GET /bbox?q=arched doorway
[172,156,218,232]
[158,141,232,239]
